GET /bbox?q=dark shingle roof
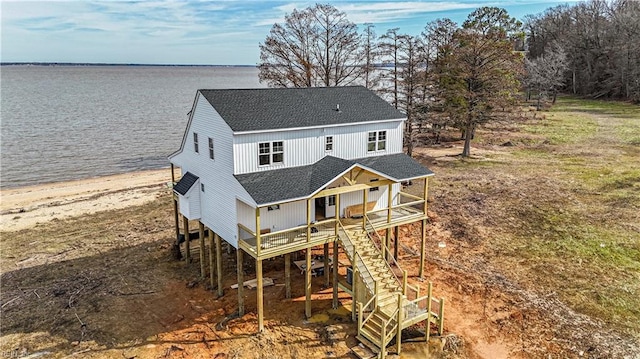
[174,172,199,195]
[198,86,404,132]
[235,154,433,206]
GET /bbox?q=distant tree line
[524,0,640,102]
[258,1,638,157]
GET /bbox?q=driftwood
[230,277,274,289]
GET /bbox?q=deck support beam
[237,248,244,316]
[199,222,206,278]
[171,165,180,245]
[362,189,368,228]
[332,193,340,309]
[256,258,264,332]
[305,248,312,319]
[323,243,330,287]
[386,183,393,261]
[215,233,223,297]
[332,241,339,309]
[305,198,312,319]
[419,178,429,279]
[420,219,426,279]
[183,216,190,264]
[351,260,358,322]
[285,253,291,299]
[209,229,215,289]
[393,228,399,260]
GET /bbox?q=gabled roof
[198,86,405,132]
[235,154,433,206]
[174,172,199,195]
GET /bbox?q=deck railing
[238,218,337,256]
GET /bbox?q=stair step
[355,335,381,356]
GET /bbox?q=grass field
[431,96,639,338]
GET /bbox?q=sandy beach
[0,168,174,232]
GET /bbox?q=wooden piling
[183,216,190,264]
[237,248,244,316]
[215,233,223,297]
[256,258,264,332]
[209,229,215,289]
[199,222,206,278]
[284,253,291,299]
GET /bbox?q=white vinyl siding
[233,121,403,174]
[170,93,254,248]
[237,199,309,233]
[177,179,201,219]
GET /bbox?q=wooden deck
[238,204,426,260]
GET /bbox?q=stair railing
[336,220,377,296]
[363,214,403,291]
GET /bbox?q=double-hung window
[258,141,284,166]
[367,131,386,152]
[325,136,333,152]
[208,137,214,159]
[193,133,199,153]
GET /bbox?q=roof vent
[335,104,341,112]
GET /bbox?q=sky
[1,0,579,65]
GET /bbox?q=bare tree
[378,28,401,108]
[361,23,379,89]
[525,42,568,109]
[258,4,361,88]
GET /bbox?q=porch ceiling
[235,153,433,207]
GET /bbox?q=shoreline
[0,168,176,232]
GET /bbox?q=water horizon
[0,65,265,189]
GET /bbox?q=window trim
[208,137,214,159]
[193,132,199,153]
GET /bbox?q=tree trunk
[461,124,473,157]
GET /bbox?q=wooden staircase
[337,221,445,358]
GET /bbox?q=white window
[328,195,336,206]
[258,141,284,166]
[367,132,376,152]
[201,183,205,192]
[367,131,386,152]
[377,131,386,150]
[208,137,214,159]
[193,132,199,153]
[325,136,333,152]
[259,142,270,165]
[272,141,284,163]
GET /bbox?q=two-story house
[169,86,444,357]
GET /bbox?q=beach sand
[0,168,174,232]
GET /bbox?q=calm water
[0,65,264,188]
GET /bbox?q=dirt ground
[1,100,639,358]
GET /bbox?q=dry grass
[428,96,640,338]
